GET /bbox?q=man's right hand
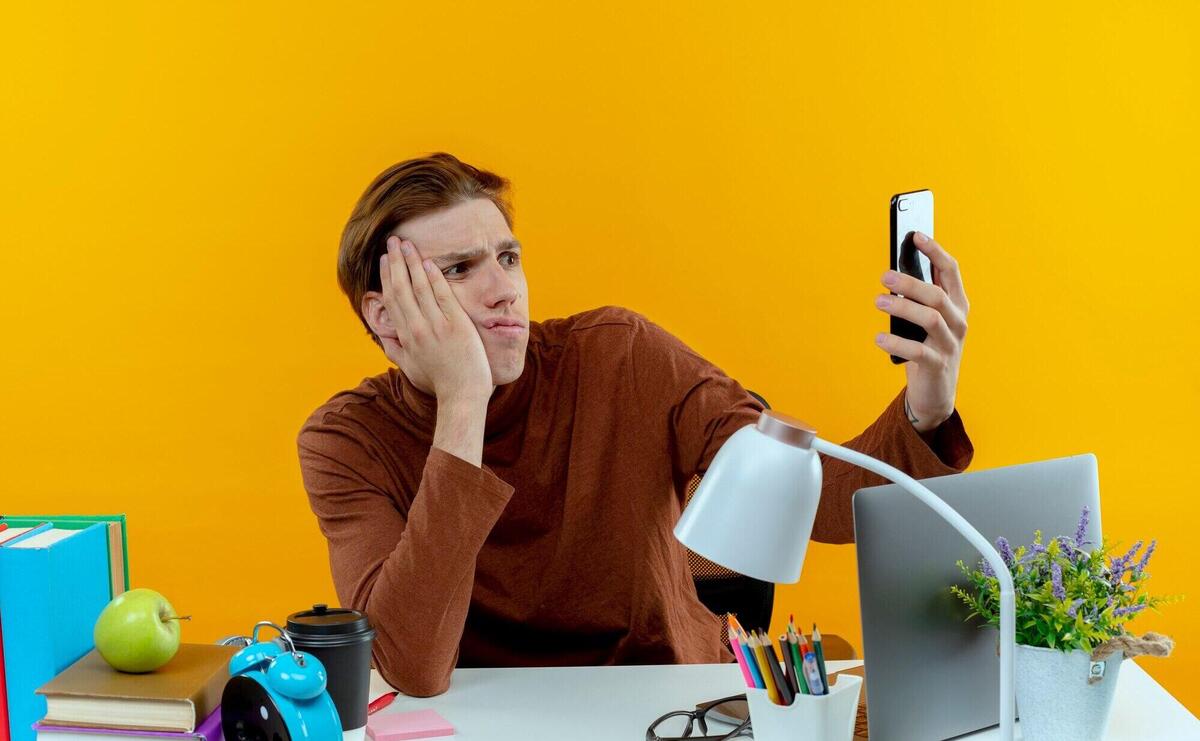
[378,236,493,408]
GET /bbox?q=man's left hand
[873,231,970,433]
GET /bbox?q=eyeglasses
[645,694,752,741]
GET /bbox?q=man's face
[388,198,530,386]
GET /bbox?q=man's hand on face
[378,235,494,406]
[872,231,970,433]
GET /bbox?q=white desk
[371,659,1200,740]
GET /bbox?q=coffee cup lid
[286,604,375,640]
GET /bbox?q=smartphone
[888,189,934,364]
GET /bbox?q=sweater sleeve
[809,386,973,543]
[631,314,974,545]
[297,415,514,697]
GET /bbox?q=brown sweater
[297,306,973,696]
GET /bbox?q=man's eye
[501,251,521,266]
[444,263,469,276]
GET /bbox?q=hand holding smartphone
[888,189,934,364]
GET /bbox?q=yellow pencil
[749,634,781,704]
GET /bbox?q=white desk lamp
[674,409,1015,741]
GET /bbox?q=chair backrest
[685,390,775,640]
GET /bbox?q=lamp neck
[755,410,818,448]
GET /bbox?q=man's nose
[481,258,519,308]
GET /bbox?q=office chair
[685,390,858,660]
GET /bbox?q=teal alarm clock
[221,621,342,740]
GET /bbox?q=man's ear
[362,291,400,342]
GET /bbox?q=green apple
[94,588,187,673]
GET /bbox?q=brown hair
[338,152,514,346]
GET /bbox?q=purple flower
[1051,562,1065,600]
[1120,540,1144,564]
[980,558,995,578]
[1067,598,1085,617]
[1110,540,1144,583]
[1134,540,1157,575]
[1109,563,1126,584]
[1074,506,1090,548]
[1018,542,1047,565]
[1113,603,1147,618]
[1055,536,1077,561]
[995,537,1016,567]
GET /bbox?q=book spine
[0,542,54,741]
[107,523,125,598]
[114,517,129,593]
[1,524,110,741]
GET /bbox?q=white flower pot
[1014,643,1123,741]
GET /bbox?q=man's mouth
[482,317,528,338]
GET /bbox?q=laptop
[852,453,1102,740]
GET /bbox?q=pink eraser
[367,709,455,740]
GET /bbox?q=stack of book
[0,516,127,741]
[31,645,233,741]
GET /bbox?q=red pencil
[367,691,399,716]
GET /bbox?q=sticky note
[367,709,455,740]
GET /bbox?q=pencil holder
[745,674,863,741]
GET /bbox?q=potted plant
[951,506,1177,741]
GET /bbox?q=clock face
[222,675,292,741]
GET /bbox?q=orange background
[2,1,1197,713]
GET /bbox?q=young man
[298,153,973,697]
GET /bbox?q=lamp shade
[673,414,823,584]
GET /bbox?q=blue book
[0,524,110,741]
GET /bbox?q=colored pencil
[812,623,830,691]
[729,627,756,688]
[760,631,793,705]
[729,614,748,635]
[801,644,826,695]
[749,634,781,704]
[796,631,821,693]
[732,621,754,675]
[788,630,810,694]
[740,635,765,688]
[779,634,799,696]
